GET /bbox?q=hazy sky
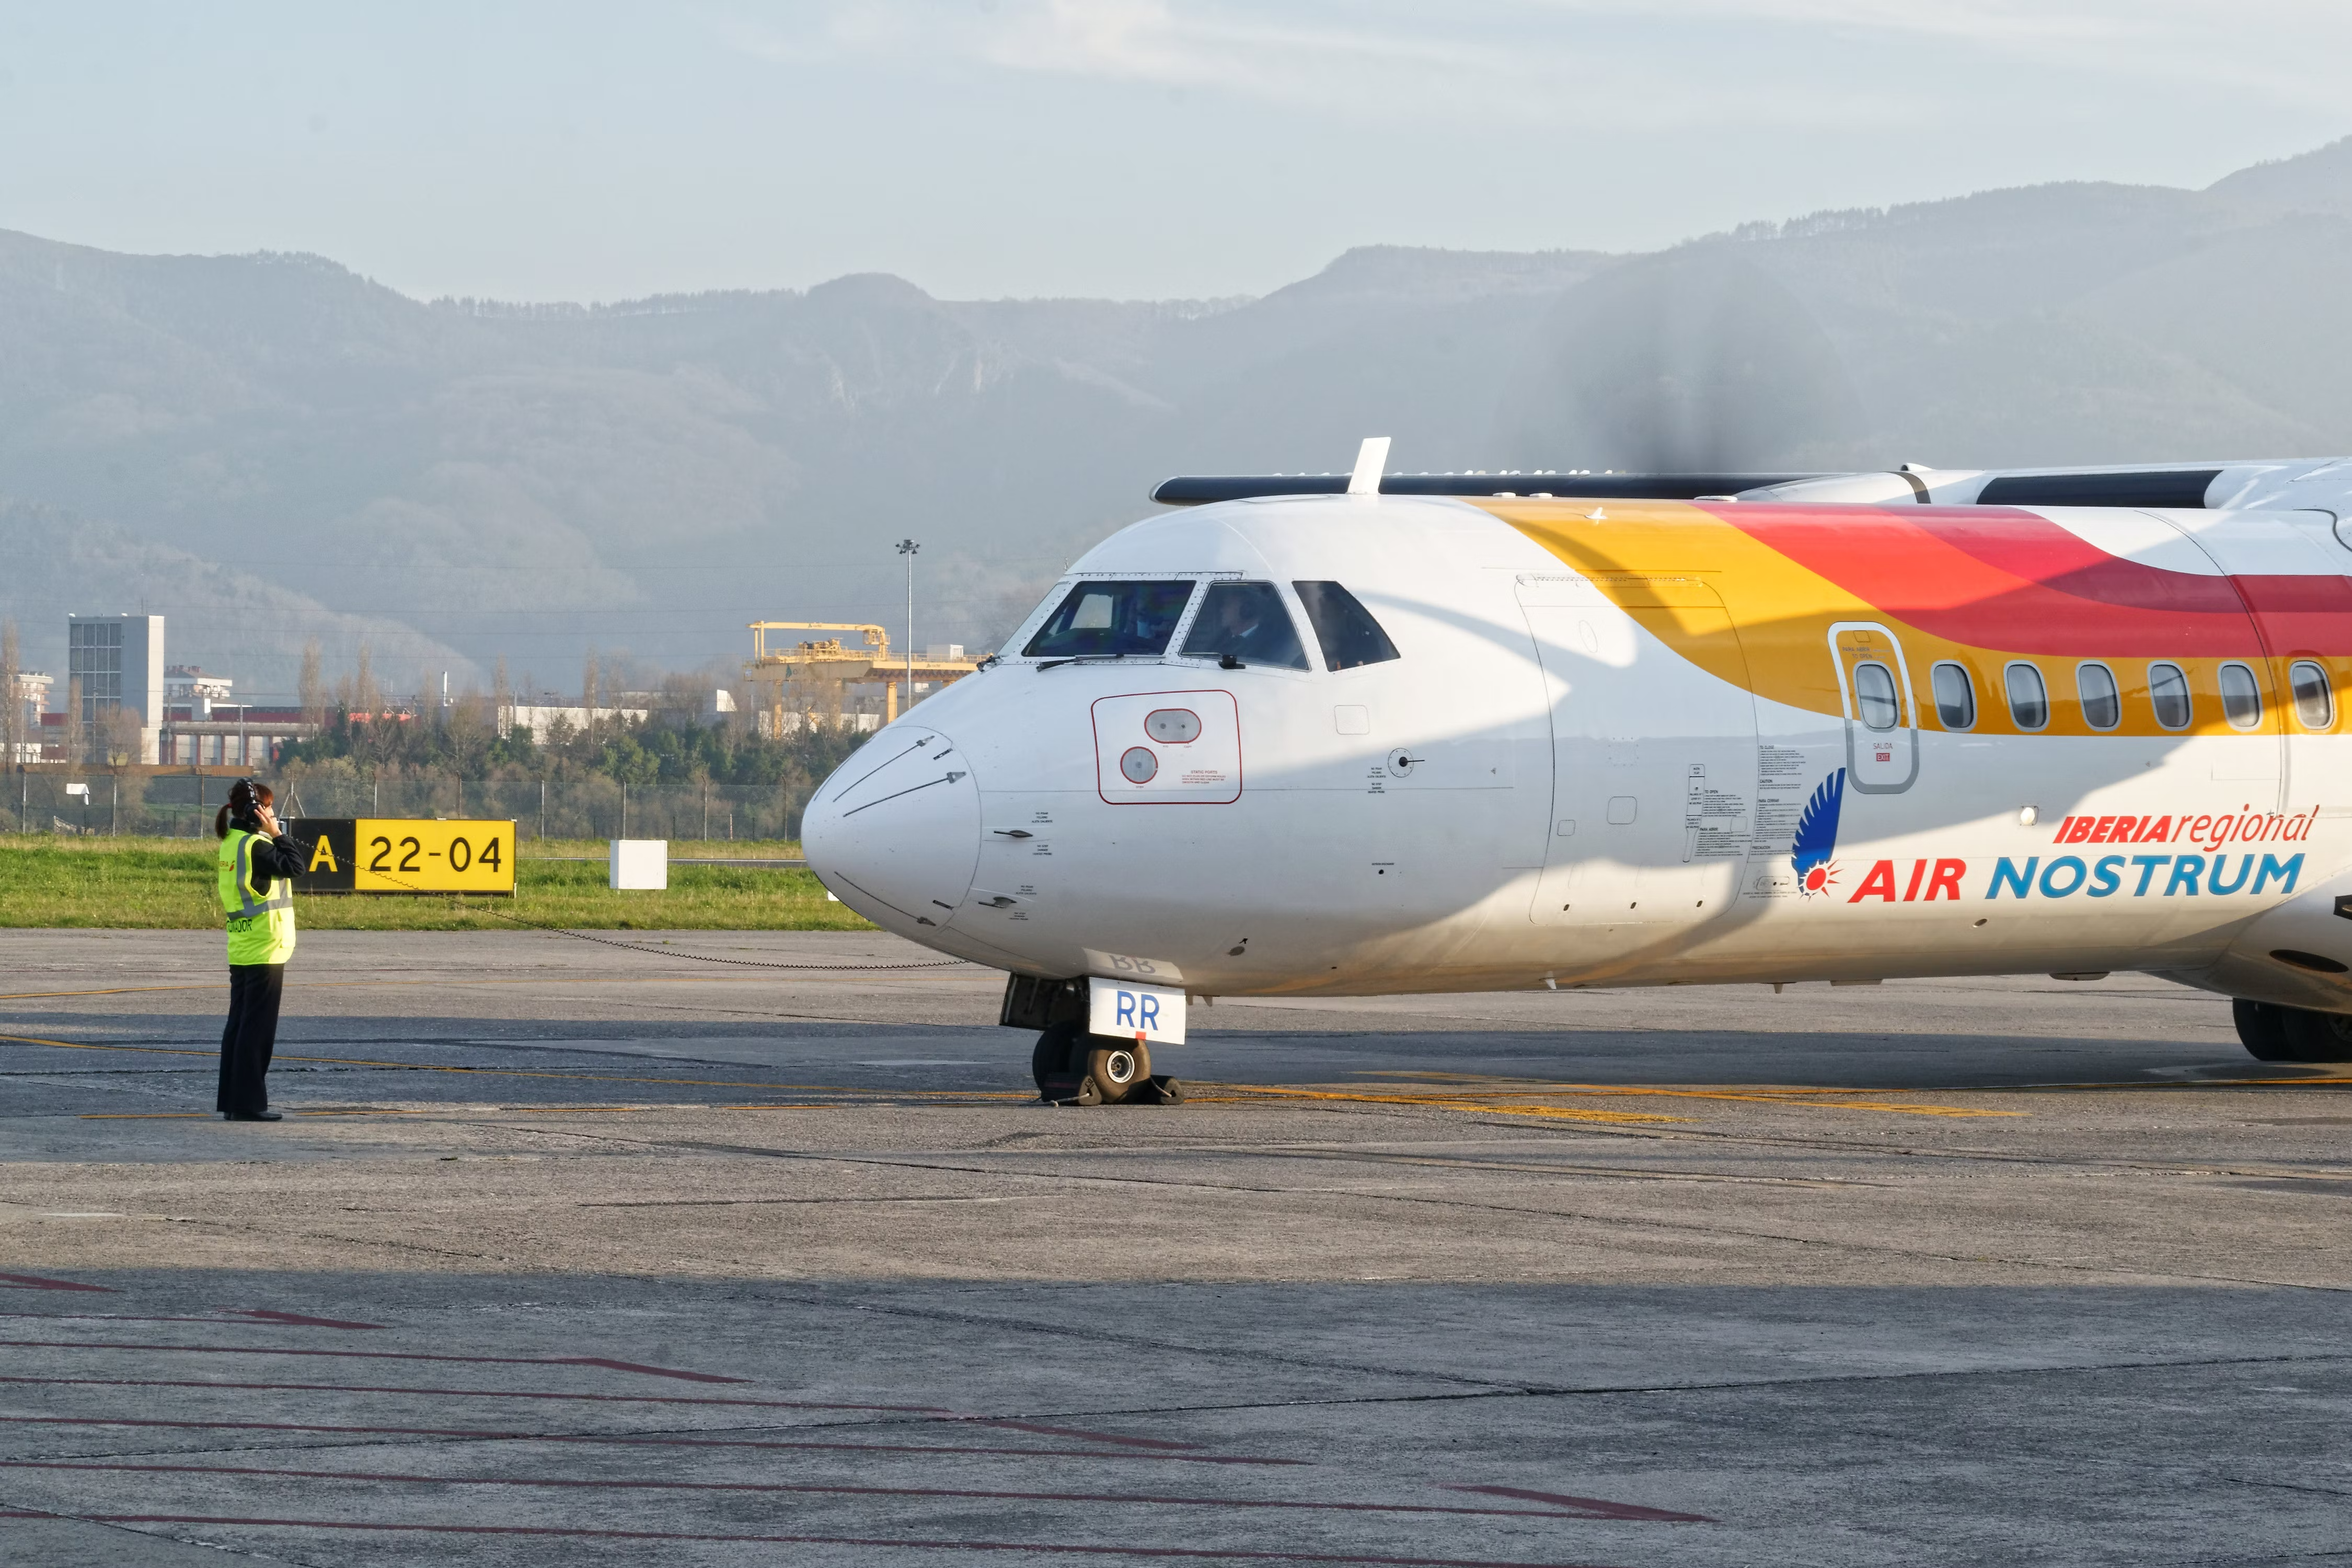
[2,2,2345,303]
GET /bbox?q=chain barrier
[279,831,974,974]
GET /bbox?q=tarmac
[1,927,2348,1566]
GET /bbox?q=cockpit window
[1179,582,1310,670]
[1022,580,1196,659]
[1292,581,1401,671]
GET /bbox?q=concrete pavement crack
[2219,1475,2352,1501]
[0,1488,332,1565]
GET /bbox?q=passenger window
[2005,662,2049,731]
[1930,662,1975,730]
[1179,582,1310,670]
[2077,663,2120,731]
[1853,662,1899,731]
[2148,662,2192,730]
[2218,662,2263,730]
[1022,580,1196,659]
[2290,661,2334,730]
[1292,581,1401,671]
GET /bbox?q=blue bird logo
[1792,767,1846,897]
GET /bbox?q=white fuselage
[803,492,2352,1013]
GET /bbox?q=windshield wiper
[1035,652,1144,672]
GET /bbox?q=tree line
[278,642,870,790]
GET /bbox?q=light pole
[895,539,919,716]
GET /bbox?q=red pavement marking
[0,1374,950,1413]
[230,1310,383,1330]
[0,1414,1301,1466]
[561,1356,744,1382]
[0,1458,1643,1521]
[971,1419,1200,1450]
[1445,1485,1712,1524]
[0,1273,112,1293]
[1,1313,374,1329]
[0,1513,1620,1565]
[0,1340,744,1383]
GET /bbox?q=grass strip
[0,837,870,932]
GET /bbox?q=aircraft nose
[802,727,981,935]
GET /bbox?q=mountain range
[7,135,2352,697]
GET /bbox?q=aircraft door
[1829,622,1918,794]
[2152,508,2348,813]
[1519,573,1759,928]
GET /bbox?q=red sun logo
[1802,862,1839,896]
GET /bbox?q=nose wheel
[1031,1021,1182,1105]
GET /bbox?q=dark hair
[214,779,274,840]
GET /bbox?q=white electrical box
[609,839,668,890]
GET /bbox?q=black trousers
[218,963,284,1115]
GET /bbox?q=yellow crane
[745,621,981,728]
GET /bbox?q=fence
[3,771,816,843]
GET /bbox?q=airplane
[802,440,2352,1103]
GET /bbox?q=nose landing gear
[1031,1020,1184,1105]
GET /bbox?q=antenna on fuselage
[1346,436,1391,497]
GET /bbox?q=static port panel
[1092,690,1241,804]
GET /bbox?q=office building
[66,614,164,764]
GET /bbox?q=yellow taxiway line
[1228,1079,2017,1119]
[1196,1083,1685,1124]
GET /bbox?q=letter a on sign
[287,818,356,892]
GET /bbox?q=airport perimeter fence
[5,772,817,844]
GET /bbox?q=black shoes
[224,1110,283,1122]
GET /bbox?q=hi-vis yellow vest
[218,828,297,966]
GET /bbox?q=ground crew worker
[215,779,299,1122]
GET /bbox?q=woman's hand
[255,804,281,837]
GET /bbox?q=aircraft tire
[1086,1040,1150,1104]
[2234,999,2295,1060]
[2278,1006,2352,1063]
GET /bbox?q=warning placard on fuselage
[290,818,516,895]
